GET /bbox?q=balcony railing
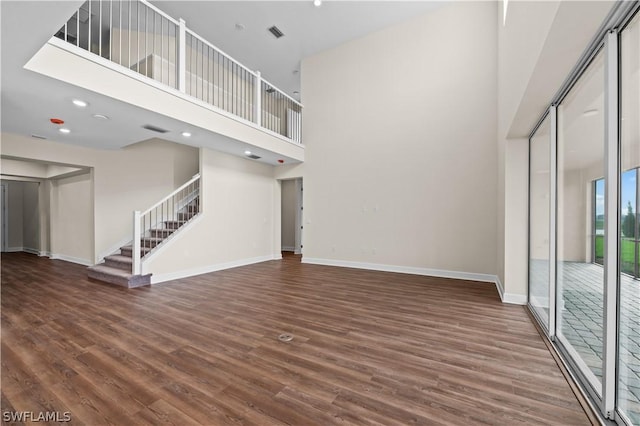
[54,0,302,144]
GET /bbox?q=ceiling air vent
[247,154,261,160]
[268,26,285,39]
[142,124,169,133]
[31,134,47,140]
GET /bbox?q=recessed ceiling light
[72,99,88,107]
[59,128,71,134]
[583,109,598,117]
[244,150,252,155]
[313,0,322,6]
[92,114,109,120]
[181,131,192,137]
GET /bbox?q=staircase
[88,175,201,288]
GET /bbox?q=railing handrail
[57,0,304,143]
[185,27,258,79]
[185,28,302,110]
[140,173,200,216]
[261,76,304,108]
[140,0,180,26]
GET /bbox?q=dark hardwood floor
[1,252,589,425]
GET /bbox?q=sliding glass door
[618,11,640,426]
[556,50,605,396]
[527,6,640,425]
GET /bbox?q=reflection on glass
[593,178,605,265]
[557,50,605,393]
[618,12,640,426]
[529,117,551,328]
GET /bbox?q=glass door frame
[526,3,640,423]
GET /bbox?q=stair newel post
[133,211,142,275]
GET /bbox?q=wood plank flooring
[1,252,590,425]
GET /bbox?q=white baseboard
[301,257,527,305]
[302,257,498,283]
[39,250,51,257]
[281,246,295,252]
[5,247,44,256]
[22,247,40,256]
[272,253,283,260]
[49,253,93,266]
[502,292,528,305]
[150,254,275,284]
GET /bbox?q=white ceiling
[0,0,441,161]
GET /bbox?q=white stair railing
[54,0,303,144]
[132,174,200,274]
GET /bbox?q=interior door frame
[1,182,8,252]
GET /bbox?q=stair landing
[88,265,151,288]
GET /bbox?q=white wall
[281,179,297,251]
[1,133,199,263]
[142,148,278,282]
[300,2,498,278]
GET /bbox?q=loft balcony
[25,0,303,163]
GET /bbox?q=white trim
[150,254,275,284]
[22,247,40,256]
[281,246,295,252]
[6,247,25,252]
[49,253,92,266]
[300,258,525,302]
[47,38,304,147]
[273,253,283,260]
[493,275,528,305]
[39,251,51,257]
[1,183,7,252]
[549,105,558,339]
[502,292,528,305]
[495,274,505,298]
[602,29,619,419]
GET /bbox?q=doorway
[281,178,302,255]
[1,183,7,252]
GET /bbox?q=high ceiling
[0,0,442,157]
